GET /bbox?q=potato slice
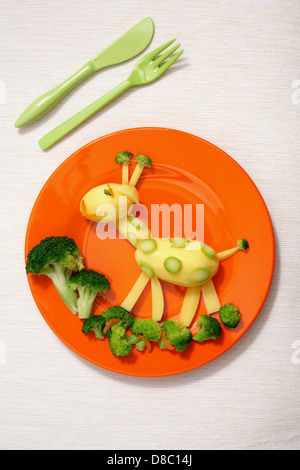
[201,279,221,314]
[121,272,150,312]
[179,285,201,326]
[151,276,164,321]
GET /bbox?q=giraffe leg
[151,276,164,321]
[121,272,150,312]
[179,285,201,327]
[201,279,221,314]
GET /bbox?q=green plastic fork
[39,39,183,150]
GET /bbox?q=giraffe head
[80,183,139,223]
[80,152,152,224]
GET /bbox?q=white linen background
[0,0,299,450]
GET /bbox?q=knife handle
[15,62,96,127]
[39,80,132,150]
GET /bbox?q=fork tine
[147,38,176,61]
[154,44,181,67]
[159,49,184,74]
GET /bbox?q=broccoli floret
[26,236,84,313]
[162,320,192,352]
[219,303,241,328]
[114,151,133,165]
[108,326,133,357]
[131,318,162,341]
[135,154,152,167]
[238,238,249,250]
[82,312,138,348]
[101,306,134,332]
[82,314,106,339]
[68,269,110,319]
[193,315,222,343]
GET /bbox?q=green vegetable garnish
[164,256,182,274]
[140,239,157,254]
[188,268,211,284]
[26,236,84,314]
[237,239,249,250]
[169,238,189,248]
[139,262,155,278]
[68,269,110,319]
[161,320,192,352]
[114,151,133,165]
[193,315,222,342]
[219,303,241,328]
[131,318,162,342]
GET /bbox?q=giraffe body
[135,238,219,287]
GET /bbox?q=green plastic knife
[15,17,154,127]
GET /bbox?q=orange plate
[25,128,275,377]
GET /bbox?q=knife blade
[15,17,154,127]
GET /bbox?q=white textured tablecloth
[0,0,299,450]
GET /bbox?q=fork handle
[39,80,132,150]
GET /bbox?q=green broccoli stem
[94,328,105,340]
[45,263,78,314]
[127,334,139,345]
[158,337,167,349]
[193,329,207,342]
[77,286,98,319]
[135,339,146,351]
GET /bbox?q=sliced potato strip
[217,246,239,261]
[121,272,150,312]
[151,276,164,321]
[129,165,143,187]
[201,279,221,314]
[122,165,129,185]
[179,285,201,326]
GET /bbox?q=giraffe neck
[117,214,151,247]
